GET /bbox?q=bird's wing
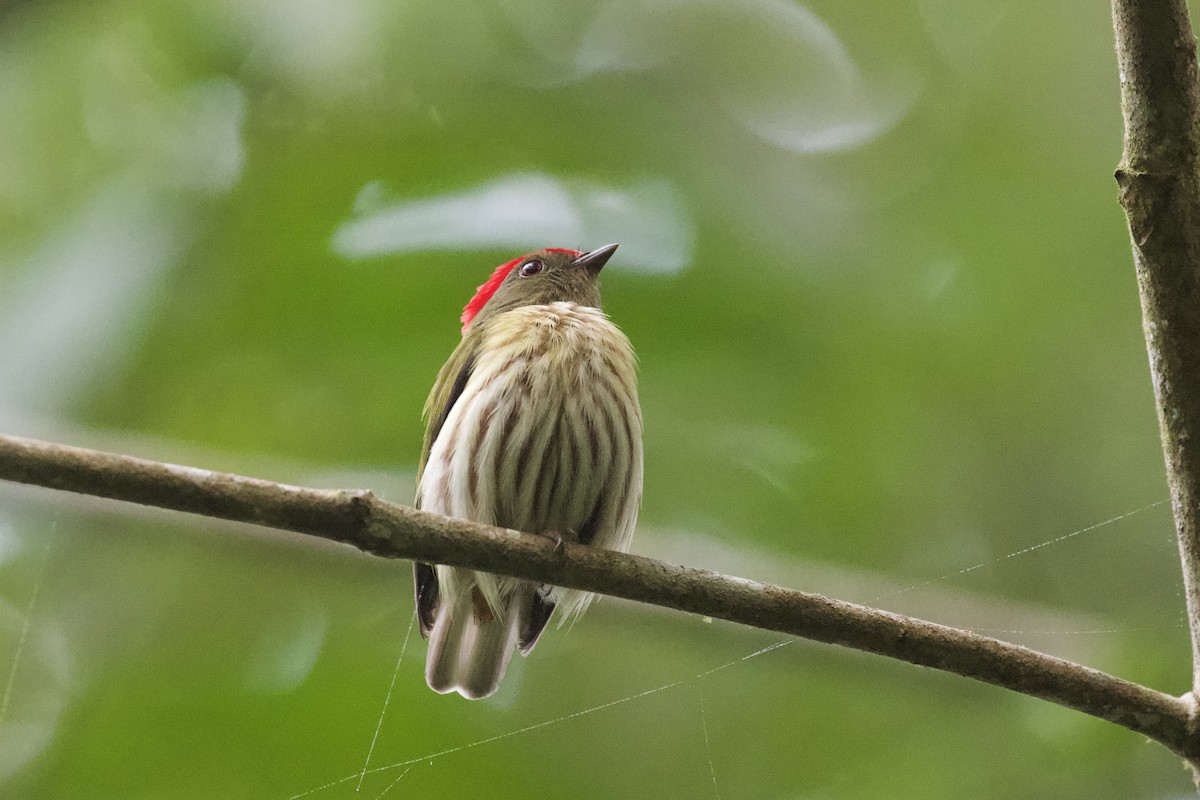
[414,330,479,638]
[417,334,479,484]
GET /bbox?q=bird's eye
[518,259,544,277]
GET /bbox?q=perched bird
[414,244,643,699]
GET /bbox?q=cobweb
[285,497,1175,800]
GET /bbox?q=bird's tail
[425,586,528,700]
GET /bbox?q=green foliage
[0,0,1190,797]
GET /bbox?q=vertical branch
[1112,0,1200,741]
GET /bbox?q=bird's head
[460,244,618,333]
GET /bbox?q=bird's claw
[539,530,578,553]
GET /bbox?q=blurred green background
[0,0,1193,797]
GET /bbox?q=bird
[413,243,643,699]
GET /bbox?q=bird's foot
[538,530,578,553]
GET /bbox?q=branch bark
[1113,0,1200,695]
[1112,0,1200,757]
[0,431,1191,756]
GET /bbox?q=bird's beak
[572,243,619,275]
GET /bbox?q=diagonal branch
[0,432,1191,756]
